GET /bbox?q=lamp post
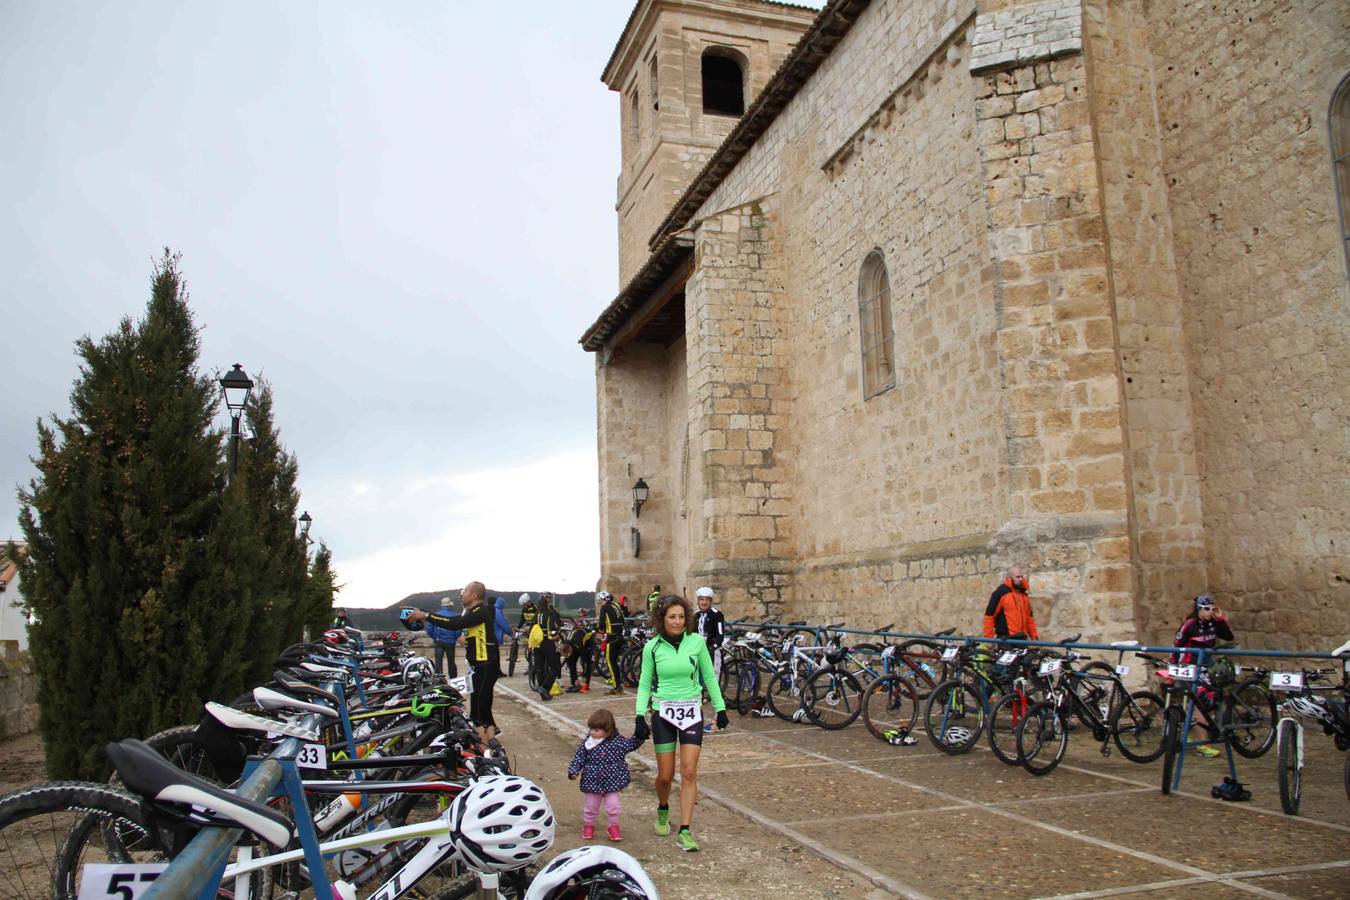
[632,478,650,518]
[219,363,253,478]
[298,510,313,544]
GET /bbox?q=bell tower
[602,0,815,283]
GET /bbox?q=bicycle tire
[131,724,225,785]
[1015,701,1069,776]
[895,640,946,696]
[1221,678,1277,759]
[0,781,161,900]
[1276,719,1301,815]
[988,691,1033,766]
[719,660,758,715]
[802,669,864,730]
[1160,706,1183,795]
[1110,690,1166,763]
[923,678,985,754]
[764,670,804,722]
[861,674,918,744]
[508,639,520,678]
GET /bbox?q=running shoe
[675,829,699,852]
[1195,744,1221,758]
[654,808,670,836]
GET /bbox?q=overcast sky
[1,1,655,606]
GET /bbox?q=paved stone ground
[498,666,1350,899]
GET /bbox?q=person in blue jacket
[493,596,513,644]
[426,597,461,679]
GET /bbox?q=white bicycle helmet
[595,591,613,603]
[524,846,659,900]
[449,776,555,872]
[401,656,436,688]
[943,726,974,745]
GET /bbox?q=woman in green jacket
[633,594,729,852]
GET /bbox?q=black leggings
[603,637,624,685]
[470,663,498,729]
[566,651,593,684]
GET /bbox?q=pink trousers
[582,791,622,827]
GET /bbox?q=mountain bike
[1270,665,1349,814]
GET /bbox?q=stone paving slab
[703,764,939,820]
[1244,869,1350,899]
[794,806,1183,899]
[1029,794,1350,873]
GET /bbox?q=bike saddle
[204,701,320,742]
[273,670,341,705]
[254,686,339,719]
[934,628,956,637]
[1332,639,1350,658]
[1060,634,1082,644]
[105,739,292,848]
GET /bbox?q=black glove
[716,710,729,730]
[633,715,650,744]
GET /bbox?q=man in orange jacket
[983,565,1039,640]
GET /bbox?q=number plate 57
[78,864,168,899]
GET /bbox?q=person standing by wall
[983,565,1039,641]
[596,591,626,695]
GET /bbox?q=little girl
[567,708,645,841]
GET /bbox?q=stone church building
[579,0,1350,649]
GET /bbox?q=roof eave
[579,236,696,352]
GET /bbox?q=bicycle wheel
[0,781,161,900]
[1276,719,1301,815]
[1222,679,1277,758]
[1160,706,1183,795]
[764,670,804,722]
[988,691,1034,766]
[137,724,226,785]
[923,679,985,754]
[802,669,864,730]
[508,639,520,677]
[895,640,945,697]
[1110,690,1165,763]
[862,675,918,743]
[719,660,758,715]
[1015,701,1069,776]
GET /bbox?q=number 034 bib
[657,699,701,728]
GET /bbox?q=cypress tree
[17,250,229,778]
[301,544,339,640]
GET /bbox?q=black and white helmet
[401,656,436,688]
[523,846,659,899]
[595,591,613,603]
[449,776,555,872]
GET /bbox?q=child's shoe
[582,824,595,840]
[607,823,622,841]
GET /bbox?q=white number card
[78,864,168,899]
[1038,659,1062,676]
[997,651,1020,665]
[940,647,959,662]
[1115,664,1130,676]
[657,699,702,728]
[295,742,327,771]
[744,632,761,642]
[1167,664,1197,681]
[1269,671,1304,691]
[448,675,468,693]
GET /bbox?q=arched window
[858,251,895,399]
[1332,72,1350,282]
[702,48,746,117]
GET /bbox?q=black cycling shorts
[651,713,703,753]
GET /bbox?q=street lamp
[298,510,313,543]
[632,478,649,518]
[219,363,253,478]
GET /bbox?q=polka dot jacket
[566,732,644,794]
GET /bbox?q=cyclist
[1173,594,1234,757]
[536,592,565,699]
[405,581,500,743]
[693,587,726,733]
[646,585,662,614]
[332,608,351,629]
[562,620,595,693]
[633,594,729,852]
[983,565,1039,641]
[596,591,626,695]
[518,594,539,630]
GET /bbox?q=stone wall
[1080,2,1208,644]
[1145,1,1350,649]
[684,199,796,614]
[0,643,39,739]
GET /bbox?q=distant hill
[343,589,597,632]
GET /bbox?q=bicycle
[1270,665,1349,814]
[1013,647,1166,775]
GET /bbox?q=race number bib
[295,742,327,771]
[657,699,702,729]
